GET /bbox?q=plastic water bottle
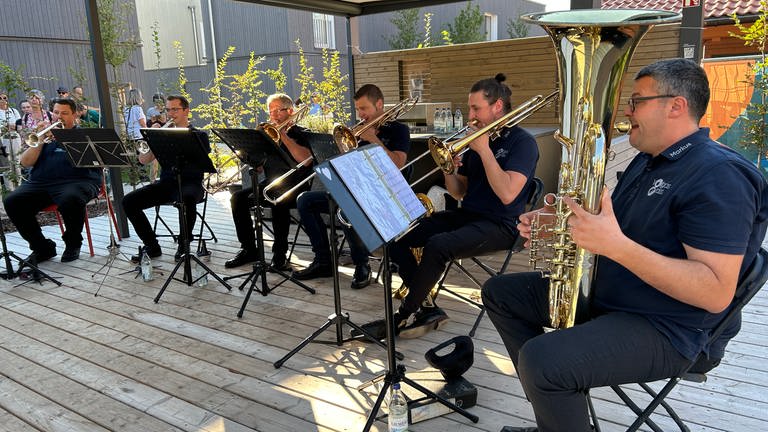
[434,107,443,132]
[454,108,463,131]
[388,382,408,431]
[444,108,454,132]
[140,252,153,282]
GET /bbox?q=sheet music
[329,145,425,243]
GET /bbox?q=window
[484,13,498,41]
[313,13,336,49]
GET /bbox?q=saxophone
[524,9,679,329]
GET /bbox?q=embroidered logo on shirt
[495,148,509,159]
[647,178,671,196]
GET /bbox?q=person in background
[147,93,167,128]
[21,90,54,133]
[123,88,146,141]
[56,86,70,99]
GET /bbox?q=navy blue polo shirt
[28,128,102,187]
[593,128,768,360]
[457,125,538,230]
[264,125,312,182]
[359,121,411,155]
[158,127,211,185]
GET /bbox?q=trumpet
[260,104,310,143]
[26,121,63,147]
[332,96,419,153]
[407,91,558,189]
[137,120,175,154]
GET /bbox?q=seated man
[224,93,313,271]
[292,84,410,289]
[482,59,768,432]
[3,98,102,262]
[123,95,210,262]
[356,73,539,339]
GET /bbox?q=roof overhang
[235,0,467,17]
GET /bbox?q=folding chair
[152,176,218,247]
[42,183,117,257]
[435,176,544,337]
[589,247,768,432]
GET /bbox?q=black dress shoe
[61,244,81,263]
[174,245,185,262]
[269,255,292,272]
[225,248,259,268]
[131,245,162,263]
[351,311,409,340]
[398,306,449,339]
[500,427,538,432]
[292,260,333,280]
[23,239,57,266]
[350,263,371,289]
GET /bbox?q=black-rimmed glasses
[628,94,676,112]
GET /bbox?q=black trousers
[390,209,517,314]
[482,272,691,432]
[230,182,307,258]
[122,180,203,248]
[3,181,99,251]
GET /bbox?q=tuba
[524,10,679,329]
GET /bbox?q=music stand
[0,220,61,286]
[52,128,132,295]
[273,133,402,368]
[316,144,478,430]
[211,128,315,318]
[140,128,232,302]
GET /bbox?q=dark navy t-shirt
[158,127,211,185]
[28,128,102,187]
[457,125,539,230]
[593,128,768,360]
[359,121,411,155]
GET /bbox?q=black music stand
[0,220,61,286]
[211,128,315,318]
[140,128,232,302]
[52,128,132,295]
[273,133,402,368]
[314,144,478,430]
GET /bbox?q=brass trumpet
[260,104,310,143]
[137,120,175,154]
[26,121,63,147]
[332,96,419,153]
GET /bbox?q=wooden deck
[0,191,766,432]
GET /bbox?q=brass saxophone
[524,10,679,329]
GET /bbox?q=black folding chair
[435,176,544,337]
[152,176,219,246]
[589,247,768,432]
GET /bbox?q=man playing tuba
[483,59,768,432]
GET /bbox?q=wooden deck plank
[1,192,767,431]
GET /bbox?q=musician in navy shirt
[356,74,539,340]
[3,98,102,263]
[483,59,768,432]
[292,84,410,289]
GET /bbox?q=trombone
[26,121,63,147]
[332,96,419,153]
[264,97,419,205]
[260,104,310,143]
[407,91,558,189]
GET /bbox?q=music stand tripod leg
[361,245,479,432]
[274,198,401,369]
[0,220,61,286]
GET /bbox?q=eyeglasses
[628,94,676,112]
[57,91,67,95]
[269,108,290,115]
[0,96,7,100]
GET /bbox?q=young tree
[731,2,768,170]
[507,13,530,39]
[443,1,485,45]
[385,8,421,50]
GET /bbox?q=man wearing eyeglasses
[224,93,313,272]
[3,98,102,263]
[483,58,768,432]
[56,87,69,99]
[122,95,211,263]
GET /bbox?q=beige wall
[353,23,681,193]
